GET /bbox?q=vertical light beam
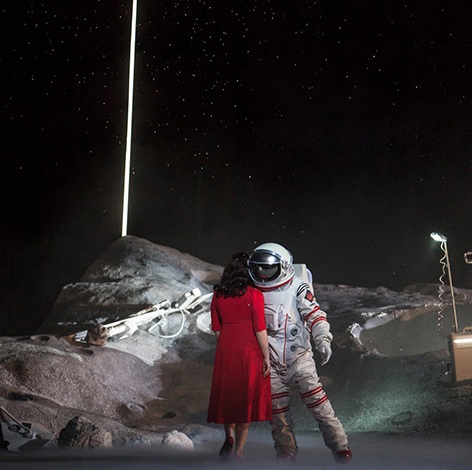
[121,0,138,237]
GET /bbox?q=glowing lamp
[430,232,448,243]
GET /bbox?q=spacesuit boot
[333,447,353,464]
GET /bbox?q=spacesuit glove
[317,339,332,366]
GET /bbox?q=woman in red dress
[207,252,272,461]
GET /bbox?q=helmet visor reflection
[252,263,280,281]
[248,252,281,282]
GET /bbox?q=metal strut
[74,288,213,343]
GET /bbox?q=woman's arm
[255,330,270,377]
[210,294,221,337]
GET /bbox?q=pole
[121,0,138,237]
[443,241,459,333]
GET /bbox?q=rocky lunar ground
[1,235,471,452]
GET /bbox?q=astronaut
[248,243,352,464]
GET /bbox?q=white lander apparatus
[448,250,472,385]
[431,234,472,386]
[449,328,472,385]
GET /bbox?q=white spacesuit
[248,243,352,464]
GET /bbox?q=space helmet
[248,242,295,289]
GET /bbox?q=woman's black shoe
[219,436,234,461]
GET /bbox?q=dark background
[2,1,472,335]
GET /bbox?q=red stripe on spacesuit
[300,386,323,399]
[272,392,290,400]
[272,406,290,415]
[312,316,327,324]
[303,306,320,323]
[306,395,329,408]
[307,315,328,333]
[282,314,288,362]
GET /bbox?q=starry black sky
[2,1,472,334]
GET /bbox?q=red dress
[207,286,272,424]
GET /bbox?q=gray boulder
[58,416,113,448]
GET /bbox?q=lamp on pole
[430,232,459,333]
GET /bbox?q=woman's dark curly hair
[214,252,253,298]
